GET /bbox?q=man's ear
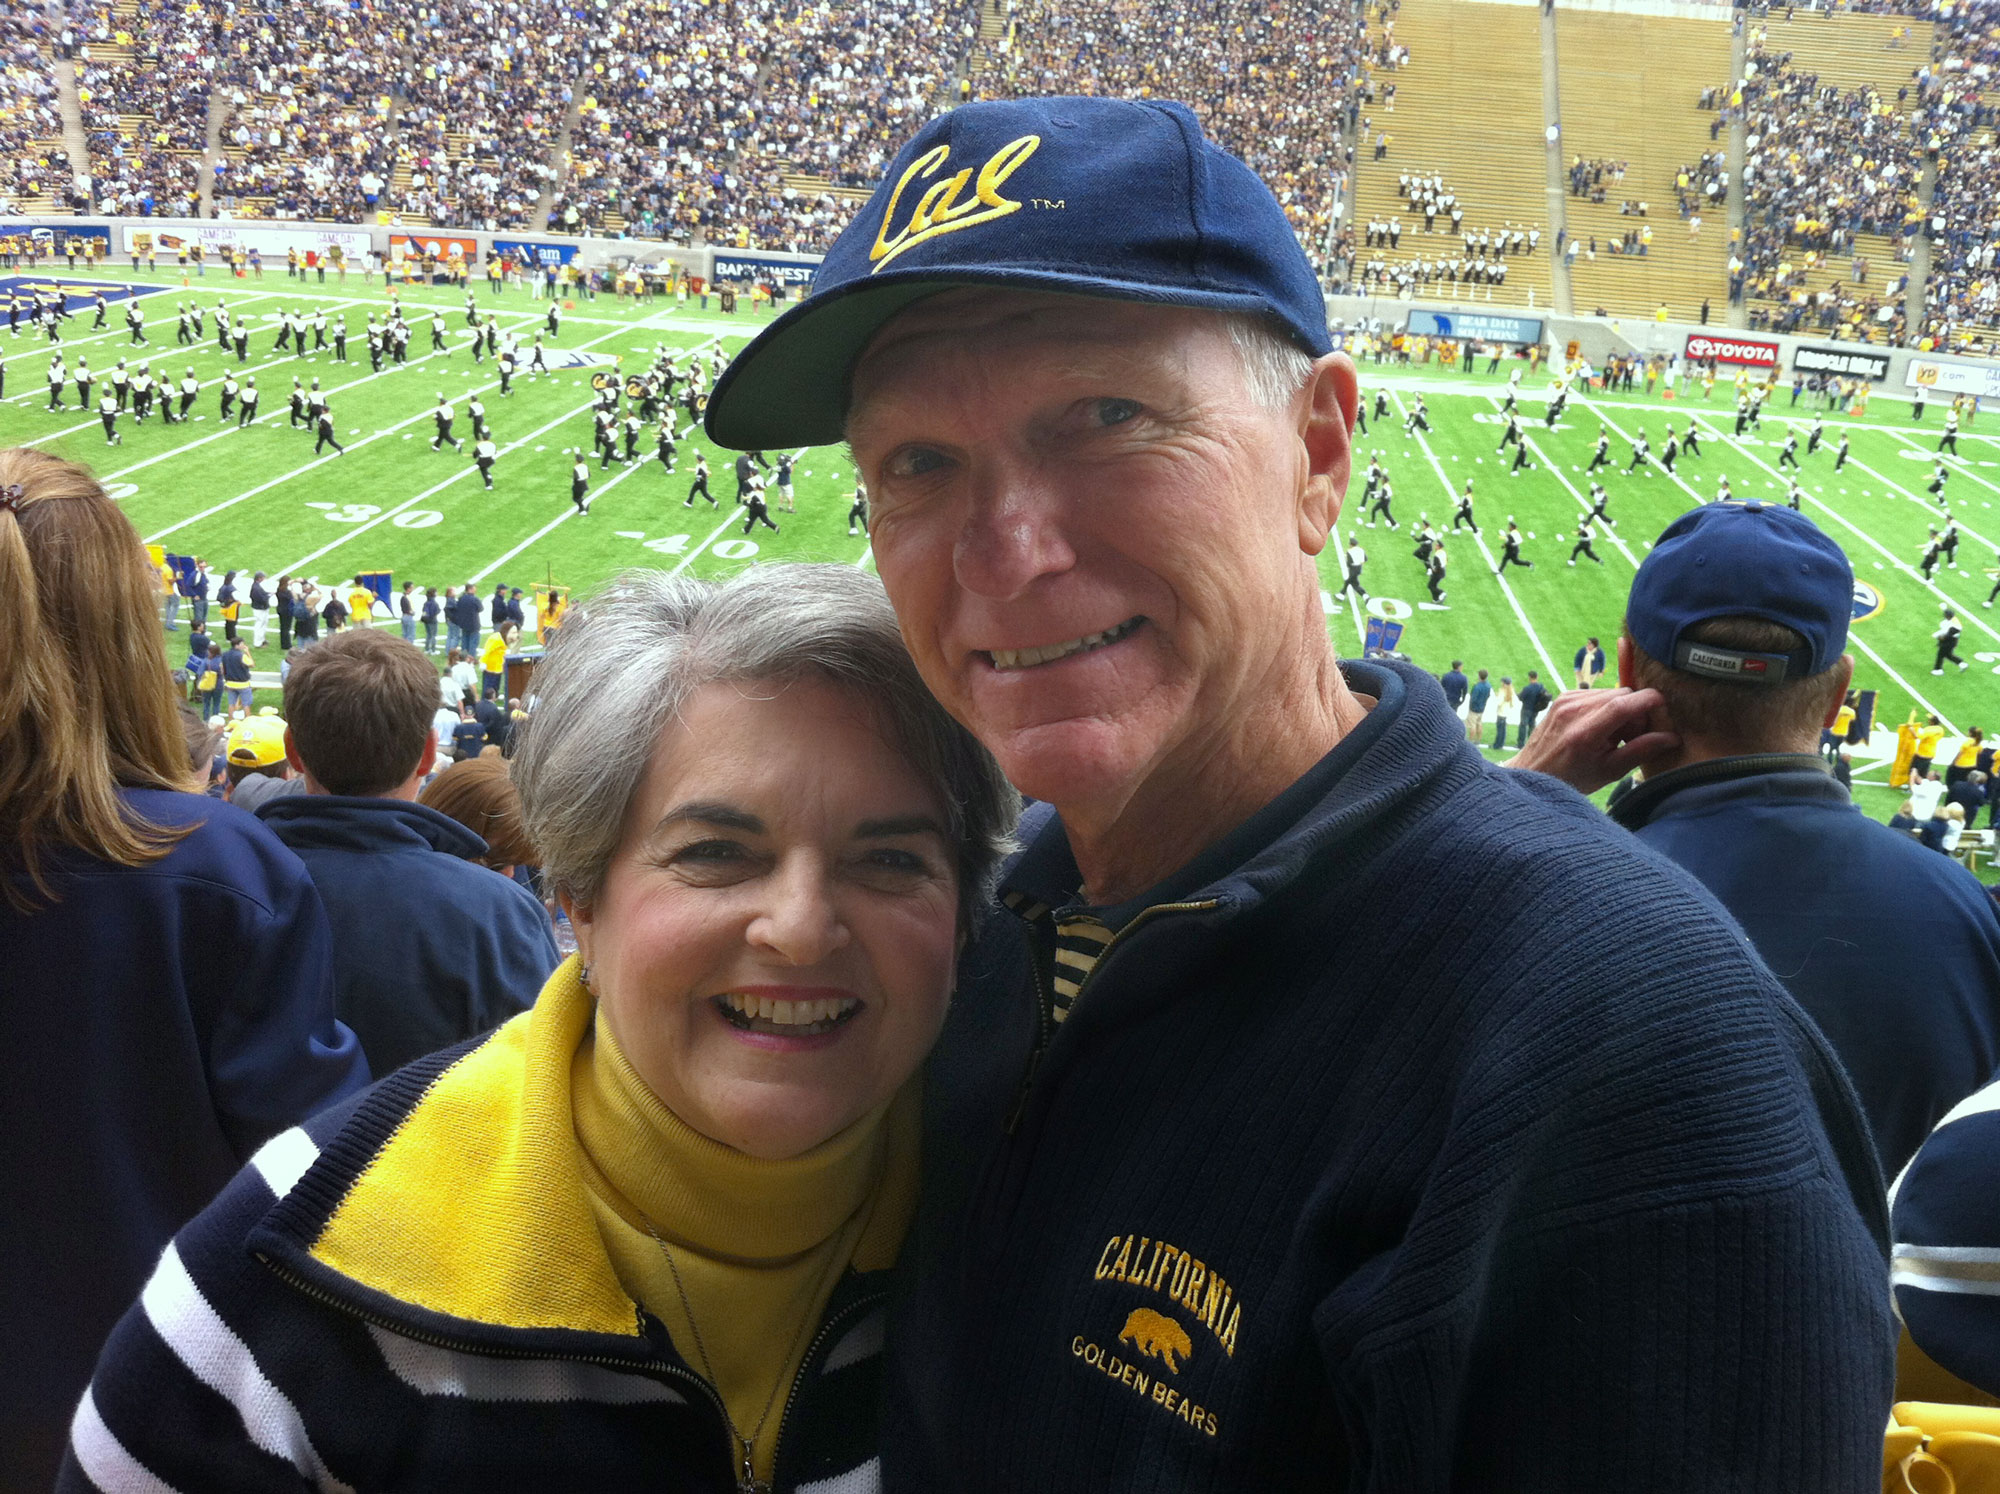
[1616,634,1638,690]
[1299,353,1360,554]
[1820,654,1856,728]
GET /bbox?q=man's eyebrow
[855,814,948,839]
[656,802,764,833]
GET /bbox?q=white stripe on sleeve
[68,1385,184,1494]
[249,1127,320,1199]
[140,1243,352,1493]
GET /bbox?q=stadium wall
[13,220,1993,397]
[0,215,826,290]
[1331,293,2000,395]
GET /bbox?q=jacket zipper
[256,1251,741,1489]
[1000,897,1222,1133]
[1004,899,1220,1134]
[769,1286,889,1490]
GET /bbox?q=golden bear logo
[1119,1308,1195,1374]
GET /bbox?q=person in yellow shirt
[479,622,513,698]
[347,578,377,628]
[1912,715,1948,780]
[1947,726,1985,787]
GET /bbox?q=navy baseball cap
[1627,502,1852,684]
[704,96,1333,451]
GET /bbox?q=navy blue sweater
[884,660,1893,1492]
[256,796,558,1077]
[1611,755,2000,1178]
[1,790,369,1491]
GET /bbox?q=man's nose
[952,461,1078,600]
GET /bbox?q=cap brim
[703,268,1278,452]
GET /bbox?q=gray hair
[1228,315,1318,410]
[510,564,1019,920]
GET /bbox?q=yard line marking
[0,292,289,389]
[105,312,550,482]
[1387,390,1563,681]
[665,447,809,578]
[1687,413,2000,652]
[277,396,607,573]
[1492,395,1643,570]
[139,322,655,543]
[467,463,651,584]
[1574,392,1960,731]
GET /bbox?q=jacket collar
[250,962,665,1361]
[1001,659,1475,933]
[1608,753,1837,831]
[256,793,489,861]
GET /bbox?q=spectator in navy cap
[1516,500,2000,1181]
[710,97,1892,1491]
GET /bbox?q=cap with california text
[1627,502,1852,685]
[703,96,1333,451]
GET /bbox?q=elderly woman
[63,565,1017,1494]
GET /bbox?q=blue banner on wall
[1405,309,1544,344]
[492,238,576,267]
[713,252,819,288]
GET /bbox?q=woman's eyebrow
[657,802,764,833]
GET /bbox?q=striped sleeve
[59,1130,333,1494]
[1891,1077,2000,1398]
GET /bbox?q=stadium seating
[1345,0,1553,309]
[1557,10,1733,323]
[0,12,71,215]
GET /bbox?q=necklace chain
[645,1223,829,1494]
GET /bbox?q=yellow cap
[226,715,288,769]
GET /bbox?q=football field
[5,268,1996,785]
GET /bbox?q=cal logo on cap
[868,134,1042,274]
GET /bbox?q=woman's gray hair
[511,564,1019,920]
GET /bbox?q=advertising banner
[389,232,478,262]
[1905,358,2000,400]
[1404,309,1543,344]
[712,252,819,289]
[492,237,575,267]
[124,223,370,258]
[1793,344,1892,381]
[1684,332,1779,369]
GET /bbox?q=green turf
[3,269,866,634]
[7,269,1996,788]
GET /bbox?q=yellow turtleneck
[571,1008,919,1484]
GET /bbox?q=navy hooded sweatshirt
[883,659,1893,1493]
[1610,754,2000,1179]
[255,796,559,1077]
[0,789,369,1491]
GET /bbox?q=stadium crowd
[1734,31,1918,341]
[0,11,72,215]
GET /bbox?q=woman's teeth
[717,993,861,1032]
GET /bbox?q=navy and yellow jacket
[61,963,892,1494]
[885,658,1894,1493]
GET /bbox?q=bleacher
[1557,9,1732,323]
[1347,0,1553,308]
[1763,8,1933,101]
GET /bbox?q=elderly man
[708,98,1891,1492]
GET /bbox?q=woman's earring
[579,964,593,990]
